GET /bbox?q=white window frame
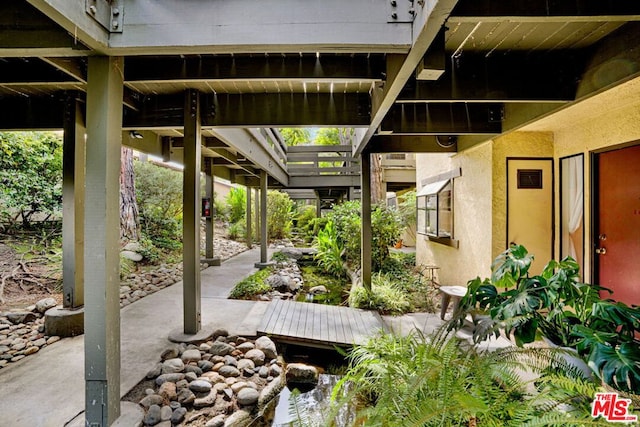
[417,175,459,248]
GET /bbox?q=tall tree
[279,128,311,146]
[370,153,385,205]
[119,147,140,241]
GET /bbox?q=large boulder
[254,336,277,360]
[285,363,318,386]
[35,298,57,314]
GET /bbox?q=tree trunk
[370,153,385,205]
[120,147,140,242]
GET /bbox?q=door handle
[596,247,607,255]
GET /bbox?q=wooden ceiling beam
[380,103,502,135]
[125,54,385,83]
[367,135,457,153]
[124,92,370,128]
[450,0,640,21]
[398,51,585,103]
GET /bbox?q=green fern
[331,327,612,426]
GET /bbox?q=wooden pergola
[2,1,640,424]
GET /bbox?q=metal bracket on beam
[387,0,416,23]
[85,0,124,33]
[488,105,505,123]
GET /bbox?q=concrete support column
[84,56,123,426]
[62,94,85,309]
[361,153,372,291]
[202,157,220,266]
[255,171,270,268]
[182,90,202,335]
[246,187,252,249]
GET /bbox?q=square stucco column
[361,153,372,291]
[84,56,123,426]
[182,89,202,335]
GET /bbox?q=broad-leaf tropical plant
[313,220,345,278]
[450,244,640,394]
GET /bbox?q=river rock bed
[134,331,287,427]
[0,297,61,368]
[0,237,249,370]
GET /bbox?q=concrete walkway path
[0,247,265,427]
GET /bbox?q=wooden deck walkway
[257,299,386,347]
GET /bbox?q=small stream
[269,374,356,427]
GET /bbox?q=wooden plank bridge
[257,299,386,348]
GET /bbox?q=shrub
[349,273,411,315]
[229,268,272,300]
[313,220,345,277]
[139,211,182,251]
[137,237,162,263]
[0,132,63,227]
[134,160,183,252]
[397,189,416,241]
[119,255,137,280]
[225,187,246,224]
[267,190,293,239]
[227,221,245,240]
[214,193,227,221]
[134,160,183,219]
[270,251,289,263]
[371,206,402,271]
[295,205,316,233]
[326,201,361,265]
[326,201,402,271]
[305,217,328,242]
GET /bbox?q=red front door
[596,144,640,306]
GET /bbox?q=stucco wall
[415,146,493,286]
[415,132,554,286]
[491,132,555,259]
[415,77,640,287]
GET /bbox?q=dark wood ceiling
[1,0,640,155]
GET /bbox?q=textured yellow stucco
[416,132,554,286]
[523,76,640,280]
[416,146,493,286]
[491,132,554,259]
[415,76,640,286]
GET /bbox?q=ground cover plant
[228,267,272,300]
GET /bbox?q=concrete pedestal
[44,306,84,337]
[168,326,214,344]
[201,257,222,267]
